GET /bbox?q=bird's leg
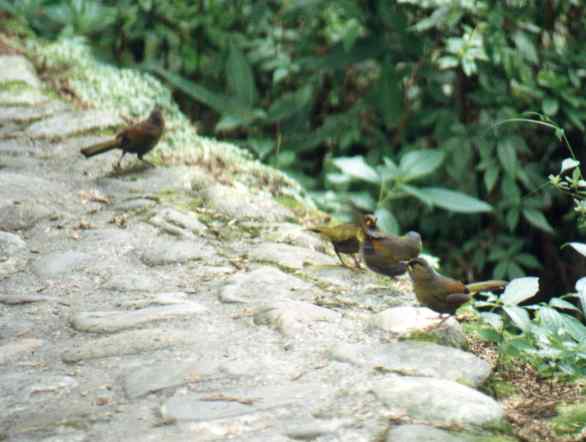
[351,254,362,270]
[140,156,155,168]
[333,248,350,268]
[115,151,127,170]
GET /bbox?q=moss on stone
[551,402,586,436]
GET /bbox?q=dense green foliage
[3,0,586,286]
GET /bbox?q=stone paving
[0,50,516,441]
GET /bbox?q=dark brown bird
[81,105,164,167]
[307,223,362,268]
[407,257,507,315]
[358,215,422,277]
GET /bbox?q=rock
[0,55,41,87]
[282,417,343,440]
[329,341,491,387]
[254,300,340,336]
[0,294,58,304]
[149,207,207,237]
[0,101,69,125]
[199,183,292,222]
[1,372,78,406]
[104,270,163,292]
[249,242,336,270]
[370,306,467,348]
[112,197,157,212]
[263,223,325,250]
[27,109,122,139]
[39,430,88,442]
[0,231,26,258]
[32,251,93,278]
[118,292,190,309]
[220,266,312,304]
[386,424,475,442]
[161,382,327,423]
[122,359,220,399]
[61,329,199,363]
[70,303,207,333]
[372,376,503,426]
[0,338,43,364]
[0,257,27,278]
[0,320,34,339]
[0,89,50,106]
[0,200,53,231]
[138,236,217,266]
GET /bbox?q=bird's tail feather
[466,280,507,294]
[81,139,120,158]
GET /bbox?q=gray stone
[199,183,292,222]
[0,372,78,405]
[249,242,336,270]
[0,320,34,339]
[70,303,207,333]
[370,306,467,348]
[0,338,43,364]
[386,424,474,442]
[264,223,325,250]
[61,329,199,363]
[0,172,68,200]
[161,382,327,423]
[39,431,88,442]
[112,197,157,212]
[0,101,69,125]
[122,359,220,399]
[220,266,312,304]
[27,110,122,139]
[0,257,27,278]
[138,236,217,266]
[282,417,343,440]
[104,270,162,292]
[0,55,41,87]
[32,251,93,277]
[0,231,26,258]
[0,200,53,231]
[373,377,503,426]
[149,207,207,237]
[329,341,491,387]
[0,89,50,106]
[254,300,340,336]
[118,292,190,308]
[0,294,58,304]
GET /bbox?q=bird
[81,105,165,167]
[307,223,362,268]
[358,214,422,277]
[407,257,507,317]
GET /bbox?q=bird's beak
[406,259,417,269]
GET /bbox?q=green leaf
[501,277,540,306]
[503,305,532,332]
[372,64,402,127]
[399,150,445,181]
[350,191,377,211]
[568,242,586,258]
[380,157,400,182]
[549,298,580,313]
[400,184,434,207]
[374,207,399,235]
[267,86,313,122]
[484,165,499,192]
[479,312,503,331]
[523,208,554,234]
[506,208,520,231]
[576,276,586,293]
[497,137,519,178]
[539,306,566,333]
[332,156,380,184]
[513,31,539,64]
[515,253,542,270]
[542,98,559,116]
[414,187,493,213]
[561,158,580,174]
[226,42,257,108]
[478,327,503,343]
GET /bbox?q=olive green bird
[358,214,422,278]
[307,223,363,268]
[407,257,507,316]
